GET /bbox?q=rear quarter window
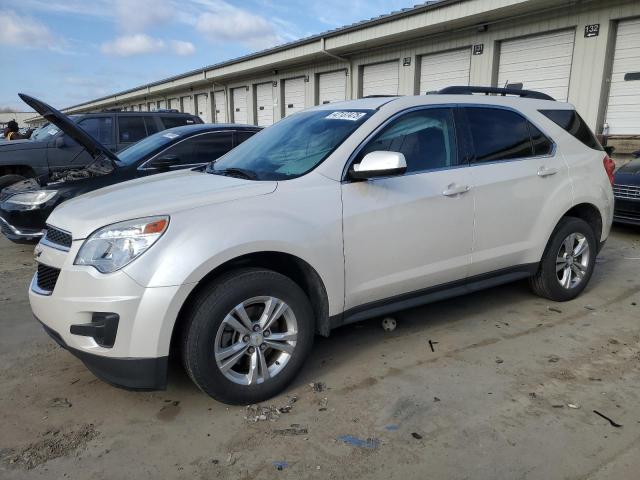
[539,110,603,151]
[161,116,198,129]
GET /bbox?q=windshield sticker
[326,111,367,121]
[163,132,180,139]
[47,128,59,135]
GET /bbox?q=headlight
[74,216,169,273]
[5,190,58,209]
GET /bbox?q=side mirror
[147,155,180,171]
[349,151,407,180]
[54,137,65,148]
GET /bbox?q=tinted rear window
[465,108,532,162]
[161,116,197,129]
[539,110,603,151]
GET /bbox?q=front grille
[44,226,72,250]
[613,184,640,200]
[36,264,61,293]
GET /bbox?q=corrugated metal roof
[61,0,454,111]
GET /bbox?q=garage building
[28,0,640,152]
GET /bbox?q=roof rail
[436,86,555,101]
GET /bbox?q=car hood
[19,93,119,164]
[616,158,640,176]
[47,169,277,239]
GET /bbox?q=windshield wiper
[210,167,258,180]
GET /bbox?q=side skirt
[329,263,538,330]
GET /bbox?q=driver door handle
[442,184,471,197]
[537,166,558,177]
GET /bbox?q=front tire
[529,217,597,301]
[181,268,315,404]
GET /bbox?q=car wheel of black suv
[529,217,597,302]
[0,174,26,192]
[180,268,315,405]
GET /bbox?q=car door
[46,116,114,170]
[461,106,572,276]
[341,107,474,310]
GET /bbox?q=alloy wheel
[555,232,590,289]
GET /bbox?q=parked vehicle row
[22,87,615,404]
[0,95,259,242]
[0,102,202,191]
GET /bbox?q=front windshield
[116,129,183,165]
[30,123,60,142]
[208,109,373,180]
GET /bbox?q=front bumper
[39,318,168,390]
[0,214,43,242]
[613,198,640,226]
[29,239,194,391]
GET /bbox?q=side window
[118,116,147,143]
[192,132,234,163]
[355,108,457,173]
[77,117,113,145]
[529,122,553,156]
[465,108,532,162]
[144,117,159,135]
[161,116,195,129]
[235,130,258,146]
[158,138,197,165]
[539,109,603,151]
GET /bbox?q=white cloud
[171,40,195,56]
[114,0,173,32]
[101,34,165,56]
[0,11,55,48]
[195,8,282,48]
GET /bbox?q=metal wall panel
[605,18,640,135]
[362,61,399,96]
[255,83,275,126]
[498,29,576,101]
[181,96,194,114]
[318,70,347,104]
[419,48,471,94]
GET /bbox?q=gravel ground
[0,226,639,479]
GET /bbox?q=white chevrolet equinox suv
[30,87,615,404]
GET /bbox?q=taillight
[603,155,615,186]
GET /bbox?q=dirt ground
[1,227,640,480]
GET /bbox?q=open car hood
[18,93,119,163]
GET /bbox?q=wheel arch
[170,251,331,357]
[562,203,603,250]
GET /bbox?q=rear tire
[180,268,315,404]
[529,217,597,301]
[0,174,26,192]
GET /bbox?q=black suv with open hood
[0,95,260,242]
[0,94,203,191]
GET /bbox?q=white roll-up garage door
[255,83,274,126]
[181,96,194,115]
[168,98,179,110]
[419,48,471,94]
[195,93,210,123]
[362,61,399,97]
[158,99,166,110]
[318,70,347,104]
[214,91,227,123]
[498,30,575,101]
[232,87,248,124]
[284,77,305,117]
[605,18,640,135]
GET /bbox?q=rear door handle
[537,166,558,177]
[442,184,471,197]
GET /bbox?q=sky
[0,0,415,113]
